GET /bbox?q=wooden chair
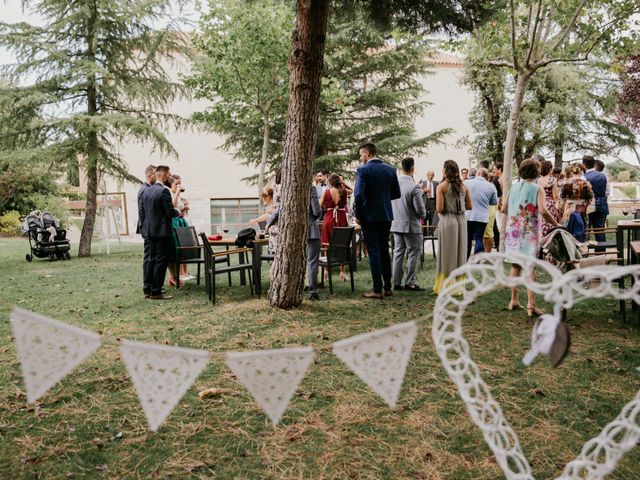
[199,233,254,304]
[421,212,439,266]
[173,226,203,288]
[580,226,627,321]
[585,226,618,252]
[320,226,355,294]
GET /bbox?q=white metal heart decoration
[432,252,640,480]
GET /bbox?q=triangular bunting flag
[120,340,209,431]
[332,321,417,408]
[10,307,102,404]
[226,347,314,424]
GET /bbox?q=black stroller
[20,210,71,262]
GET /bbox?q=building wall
[105,58,474,237]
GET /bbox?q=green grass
[1,237,639,479]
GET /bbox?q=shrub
[0,210,22,236]
[620,185,637,199]
[28,194,70,228]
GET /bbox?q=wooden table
[208,236,269,296]
[631,241,640,327]
[616,220,640,265]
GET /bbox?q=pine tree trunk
[268,0,330,309]
[499,71,531,251]
[79,157,98,257]
[258,114,270,203]
[78,5,98,258]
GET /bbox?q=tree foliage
[618,54,640,132]
[188,0,453,183]
[186,0,292,194]
[0,0,188,255]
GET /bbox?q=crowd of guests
[137,148,611,309]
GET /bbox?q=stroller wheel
[26,254,33,262]
[65,252,71,260]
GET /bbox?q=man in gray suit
[307,184,322,301]
[391,157,426,291]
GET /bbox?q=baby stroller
[20,210,71,262]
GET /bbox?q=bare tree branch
[525,0,544,68]
[549,0,587,51]
[487,60,516,68]
[509,0,520,70]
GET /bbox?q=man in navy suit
[137,164,156,298]
[583,155,608,251]
[139,165,180,299]
[354,142,401,299]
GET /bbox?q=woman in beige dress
[434,160,473,294]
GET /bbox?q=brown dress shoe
[362,291,383,299]
[384,289,393,297]
[144,294,150,299]
[149,293,173,300]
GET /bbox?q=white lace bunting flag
[226,347,314,424]
[120,340,209,431]
[10,307,102,404]
[332,321,417,408]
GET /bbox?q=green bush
[30,194,70,228]
[620,185,637,199]
[0,210,22,236]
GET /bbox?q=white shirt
[424,180,435,198]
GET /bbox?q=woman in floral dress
[502,158,560,317]
[536,160,561,236]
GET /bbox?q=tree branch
[509,0,520,70]
[487,60,516,68]
[549,0,587,51]
[525,0,544,68]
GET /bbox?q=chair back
[328,226,354,263]
[199,232,215,260]
[176,226,201,260]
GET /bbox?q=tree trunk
[78,5,99,258]
[553,122,565,169]
[499,71,531,250]
[268,0,330,309]
[258,114,270,204]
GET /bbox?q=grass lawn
[1,236,639,479]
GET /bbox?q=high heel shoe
[169,277,184,288]
[508,301,523,311]
[340,271,347,282]
[527,305,545,317]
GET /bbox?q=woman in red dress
[320,174,349,280]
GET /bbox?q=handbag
[235,227,257,248]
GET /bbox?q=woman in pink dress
[320,174,349,280]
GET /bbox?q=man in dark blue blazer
[354,142,401,299]
[583,155,608,251]
[139,165,180,299]
[137,164,156,298]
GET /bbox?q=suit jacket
[267,185,322,241]
[136,182,152,236]
[354,158,401,223]
[584,170,608,213]
[139,183,179,238]
[420,179,439,204]
[309,185,322,240]
[391,175,426,234]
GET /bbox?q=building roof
[427,51,465,67]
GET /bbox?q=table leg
[239,251,246,286]
[253,242,263,296]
